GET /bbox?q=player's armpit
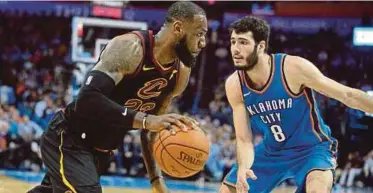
[288,55,373,114]
[93,33,143,84]
[156,95,174,115]
[225,72,243,106]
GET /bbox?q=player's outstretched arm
[225,72,257,193]
[286,56,373,114]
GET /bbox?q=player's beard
[175,36,196,68]
[234,44,259,71]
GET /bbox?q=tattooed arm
[90,34,147,128]
[75,34,191,133]
[92,33,143,84]
[73,34,150,130]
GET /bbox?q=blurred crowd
[1,9,373,188]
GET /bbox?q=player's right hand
[236,168,257,193]
[145,114,199,134]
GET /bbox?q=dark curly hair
[229,16,270,52]
[165,1,206,24]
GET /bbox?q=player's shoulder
[225,71,242,93]
[225,71,244,103]
[110,31,143,50]
[96,31,145,77]
[283,54,310,67]
[178,61,189,72]
[110,31,145,60]
[225,71,240,87]
[283,54,314,73]
[177,60,191,79]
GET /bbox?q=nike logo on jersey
[244,92,251,97]
[169,70,178,80]
[143,65,155,71]
[85,76,93,85]
[122,108,128,116]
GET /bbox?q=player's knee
[306,185,332,193]
[306,170,333,193]
[219,183,236,193]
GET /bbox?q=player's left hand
[168,115,200,135]
[236,168,257,193]
[178,115,200,130]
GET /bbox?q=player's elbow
[342,89,369,112]
[339,89,353,106]
[75,90,102,116]
[236,135,254,147]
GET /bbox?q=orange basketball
[153,126,210,178]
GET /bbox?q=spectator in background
[221,137,236,179]
[120,134,135,176]
[0,84,16,105]
[130,133,145,177]
[17,115,43,142]
[0,106,9,152]
[362,150,373,188]
[33,93,49,122]
[17,95,36,118]
[205,131,224,182]
[32,92,57,129]
[339,151,364,187]
[346,108,369,132]
[7,106,21,142]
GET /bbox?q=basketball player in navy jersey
[219,16,373,193]
[28,2,207,193]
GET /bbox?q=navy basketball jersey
[66,30,180,150]
[111,30,179,114]
[237,53,337,154]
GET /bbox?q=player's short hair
[165,1,206,24]
[229,16,270,52]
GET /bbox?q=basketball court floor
[0,170,371,193]
[0,175,295,193]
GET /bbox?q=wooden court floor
[2,174,371,193]
[0,174,297,193]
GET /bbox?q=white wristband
[142,114,148,130]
